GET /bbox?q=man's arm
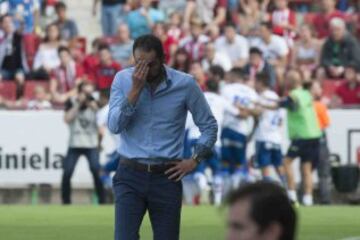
[64,99,80,124]
[186,79,218,160]
[108,61,148,134]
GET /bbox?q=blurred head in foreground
[226,182,297,240]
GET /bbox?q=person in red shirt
[270,0,296,47]
[83,38,101,79]
[332,65,360,106]
[312,0,346,39]
[152,22,178,64]
[91,44,121,90]
[50,46,84,104]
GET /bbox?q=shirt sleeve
[186,78,218,159]
[107,72,136,134]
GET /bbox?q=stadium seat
[322,79,343,98]
[0,82,17,101]
[23,81,50,100]
[23,34,42,68]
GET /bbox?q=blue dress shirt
[108,66,218,162]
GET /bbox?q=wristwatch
[191,153,202,165]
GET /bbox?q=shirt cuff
[120,98,136,116]
[193,144,213,160]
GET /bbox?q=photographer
[61,81,105,205]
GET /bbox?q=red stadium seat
[23,81,50,100]
[322,79,343,98]
[23,33,42,68]
[0,82,17,101]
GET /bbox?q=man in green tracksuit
[260,70,321,206]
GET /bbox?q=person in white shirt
[184,79,241,206]
[220,68,258,189]
[252,74,286,185]
[215,23,249,68]
[250,22,289,90]
[202,42,232,72]
[96,89,121,189]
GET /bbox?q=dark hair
[173,48,190,73]
[98,43,110,52]
[229,67,246,81]
[224,22,237,30]
[227,182,296,240]
[260,21,272,30]
[44,23,61,42]
[209,65,225,79]
[58,46,70,55]
[250,47,263,56]
[133,34,165,60]
[206,79,219,93]
[256,73,270,87]
[0,14,11,23]
[55,1,67,11]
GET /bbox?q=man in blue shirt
[108,34,218,240]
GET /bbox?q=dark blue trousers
[61,147,105,204]
[113,163,183,240]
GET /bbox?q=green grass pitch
[0,205,359,240]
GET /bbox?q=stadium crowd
[0,0,360,206]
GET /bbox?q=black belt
[120,159,179,174]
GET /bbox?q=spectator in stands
[27,85,52,110]
[312,0,346,39]
[179,18,209,61]
[183,0,227,32]
[50,46,84,104]
[234,0,269,36]
[270,0,296,47]
[318,18,360,79]
[153,22,178,64]
[110,23,134,67]
[214,23,249,68]
[291,24,322,82]
[171,48,191,73]
[226,182,296,240]
[202,42,232,72]
[91,44,121,90]
[8,0,40,33]
[127,0,165,39]
[32,23,62,80]
[62,81,105,205]
[0,1,8,16]
[0,14,29,80]
[332,65,360,106]
[83,38,100,79]
[251,22,288,89]
[190,61,207,90]
[243,47,276,89]
[158,0,187,17]
[54,1,78,41]
[93,0,128,36]
[253,22,289,67]
[167,11,183,41]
